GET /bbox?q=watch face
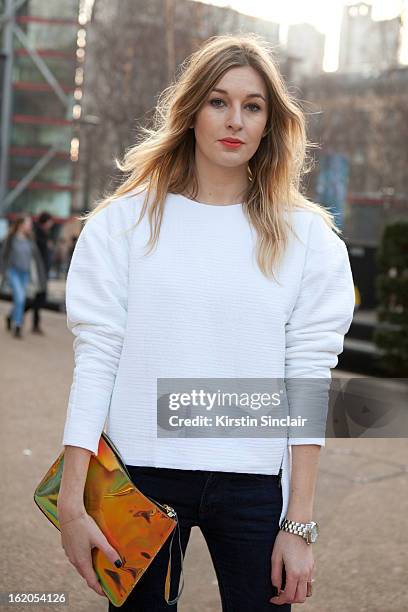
[309,523,318,543]
[304,522,319,543]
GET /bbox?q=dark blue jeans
[108,465,290,612]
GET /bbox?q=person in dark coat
[23,211,54,334]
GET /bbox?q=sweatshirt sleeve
[62,210,129,455]
[284,214,355,447]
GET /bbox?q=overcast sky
[196,0,407,71]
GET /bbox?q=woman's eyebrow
[211,87,266,102]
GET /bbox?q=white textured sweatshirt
[62,190,355,525]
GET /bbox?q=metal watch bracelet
[279,517,319,544]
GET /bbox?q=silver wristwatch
[279,517,319,544]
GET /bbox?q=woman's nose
[226,105,244,130]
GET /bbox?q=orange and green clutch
[33,432,185,607]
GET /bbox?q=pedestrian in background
[0,214,47,339]
[23,211,54,334]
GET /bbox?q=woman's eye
[210,98,225,107]
[209,99,261,112]
[247,103,261,112]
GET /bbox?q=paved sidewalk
[0,303,407,612]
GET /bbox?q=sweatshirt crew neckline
[168,192,244,208]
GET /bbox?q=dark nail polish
[114,559,122,568]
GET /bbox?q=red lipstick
[218,138,244,149]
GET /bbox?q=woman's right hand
[58,508,122,598]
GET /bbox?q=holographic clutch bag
[33,432,184,607]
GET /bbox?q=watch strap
[280,517,317,544]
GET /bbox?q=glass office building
[2,0,80,218]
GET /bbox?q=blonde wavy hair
[79,33,340,280]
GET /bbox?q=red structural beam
[13,114,74,126]
[14,81,76,93]
[8,180,76,192]
[10,146,71,159]
[348,196,407,208]
[16,16,78,26]
[15,48,75,60]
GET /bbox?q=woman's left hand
[270,529,315,605]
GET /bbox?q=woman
[0,214,47,339]
[57,34,355,610]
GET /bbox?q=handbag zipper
[159,503,177,518]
